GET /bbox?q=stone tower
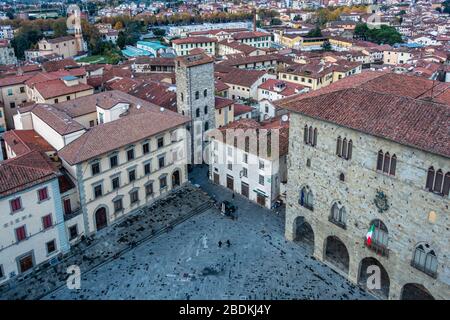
[175,52,216,164]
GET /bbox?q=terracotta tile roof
[0,74,33,87]
[0,151,60,197]
[3,130,55,156]
[277,86,450,158]
[219,40,259,55]
[175,52,215,68]
[87,75,104,88]
[172,36,218,45]
[29,103,86,135]
[218,68,267,88]
[133,56,175,66]
[42,58,79,72]
[215,79,229,92]
[258,79,306,96]
[212,116,290,159]
[45,36,76,44]
[25,69,87,87]
[34,78,93,99]
[58,101,190,165]
[233,103,253,116]
[232,31,270,40]
[215,96,234,110]
[128,81,177,112]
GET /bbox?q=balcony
[365,238,389,258]
[64,208,82,221]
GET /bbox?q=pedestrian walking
[226,240,231,247]
[218,241,222,248]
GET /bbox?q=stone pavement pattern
[44,166,372,300]
[0,185,212,300]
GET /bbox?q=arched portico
[358,257,390,299]
[94,206,108,231]
[401,283,435,300]
[293,216,314,255]
[324,236,350,275]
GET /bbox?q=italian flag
[366,224,375,246]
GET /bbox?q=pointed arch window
[412,243,438,278]
[299,186,314,211]
[376,150,383,171]
[383,152,390,173]
[304,125,308,144]
[426,166,435,190]
[195,91,200,100]
[336,136,342,155]
[330,202,346,228]
[204,105,208,114]
[195,108,200,118]
[433,169,443,193]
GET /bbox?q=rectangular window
[259,160,265,170]
[128,170,136,182]
[228,162,232,171]
[37,187,49,201]
[157,137,164,149]
[10,197,22,213]
[243,153,248,164]
[158,157,165,169]
[143,142,150,154]
[20,86,25,93]
[242,167,248,178]
[144,163,151,175]
[15,226,26,242]
[69,225,78,240]
[259,175,265,186]
[112,177,120,190]
[91,162,100,176]
[94,185,102,198]
[110,155,118,168]
[114,198,123,212]
[127,149,135,161]
[114,199,123,212]
[159,176,167,189]
[145,183,153,196]
[46,240,56,254]
[227,147,233,156]
[0,264,4,279]
[89,120,95,127]
[130,190,139,204]
[42,214,53,230]
[7,88,12,96]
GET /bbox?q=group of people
[218,240,231,248]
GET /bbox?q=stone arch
[293,216,314,255]
[324,235,350,274]
[171,168,181,189]
[94,205,109,231]
[401,283,435,300]
[358,257,390,299]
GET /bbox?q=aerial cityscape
[0,0,448,305]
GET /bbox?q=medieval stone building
[276,72,450,300]
[175,52,216,164]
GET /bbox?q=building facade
[277,77,450,300]
[176,52,216,164]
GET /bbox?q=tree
[354,23,402,45]
[271,18,282,26]
[306,26,323,38]
[443,0,450,14]
[52,19,68,37]
[153,28,166,37]
[114,21,124,30]
[322,41,332,51]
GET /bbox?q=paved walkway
[0,184,213,300]
[43,166,372,300]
